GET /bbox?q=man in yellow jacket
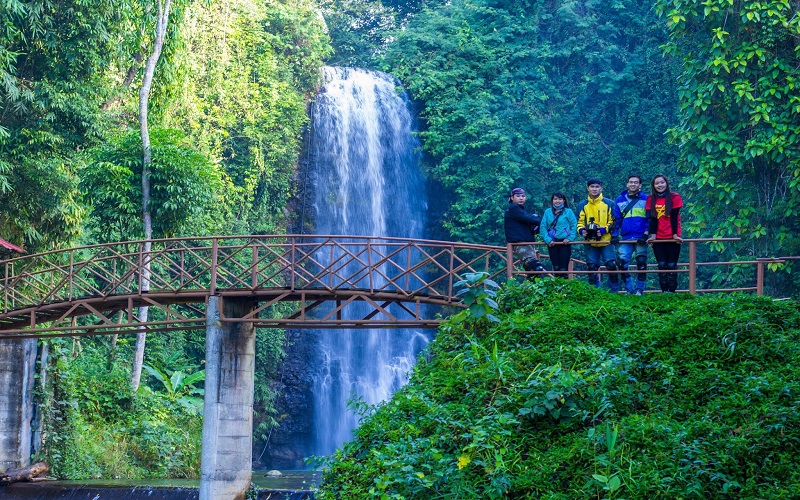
[575,178,619,292]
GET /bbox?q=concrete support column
[200,296,256,500]
[0,338,37,470]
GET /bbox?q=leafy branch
[452,272,500,324]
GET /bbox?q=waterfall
[308,67,430,456]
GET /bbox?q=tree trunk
[131,0,171,393]
[101,49,145,110]
[0,462,49,484]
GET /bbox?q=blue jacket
[539,207,578,245]
[504,203,542,243]
[613,190,649,239]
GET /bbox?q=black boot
[666,263,678,292]
[657,262,669,292]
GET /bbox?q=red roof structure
[0,238,26,254]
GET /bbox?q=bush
[317,280,800,499]
[38,339,203,479]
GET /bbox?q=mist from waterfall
[308,66,430,457]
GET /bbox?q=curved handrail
[0,234,793,337]
[0,235,509,337]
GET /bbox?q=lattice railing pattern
[0,235,510,336]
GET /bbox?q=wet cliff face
[260,67,430,468]
[258,328,316,470]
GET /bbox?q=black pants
[547,244,572,276]
[653,242,681,292]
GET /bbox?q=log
[0,462,50,485]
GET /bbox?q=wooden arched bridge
[0,235,512,339]
[0,234,790,339]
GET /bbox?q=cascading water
[308,66,430,456]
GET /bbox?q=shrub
[317,280,800,499]
[38,339,203,479]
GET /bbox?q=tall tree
[132,0,173,393]
[656,0,800,292]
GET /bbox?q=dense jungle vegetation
[318,279,800,498]
[1,0,799,481]
[1,0,331,477]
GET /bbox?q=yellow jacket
[575,196,616,247]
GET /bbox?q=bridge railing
[510,238,790,296]
[1,235,794,336]
[0,235,510,314]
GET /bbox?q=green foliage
[317,279,800,498]
[656,0,800,292]
[319,0,398,67]
[0,155,85,250]
[0,0,150,251]
[162,0,331,235]
[452,272,500,324]
[142,363,205,411]
[82,128,229,241]
[38,338,202,479]
[253,325,288,445]
[2,0,332,247]
[382,0,680,243]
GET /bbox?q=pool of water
[251,469,321,491]
[2,470,321,499]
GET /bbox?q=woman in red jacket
[646,174,683,292]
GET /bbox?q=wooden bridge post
[506,243,513,281]
[200,296,256,500]
[756,259,766,296]
[688,241,697,295]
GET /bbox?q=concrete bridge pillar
[200,296,256,500]
[0,338,36,470]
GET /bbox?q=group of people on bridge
[504,174,683,294]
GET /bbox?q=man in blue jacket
[613,174,650,295]
[504,187,545,277]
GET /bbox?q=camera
[584,217,602,241]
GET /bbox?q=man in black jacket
[504,187,545,276]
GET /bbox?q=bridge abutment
[200,296,256,500]
[0,338,36,470]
